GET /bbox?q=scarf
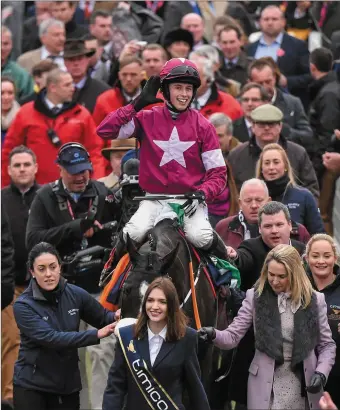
[265,173,290,200]
[238,211,259,240]
[35,279,63,305]
[254,283,319,368]
[1,100,20,131]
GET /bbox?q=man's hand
[119,40,143,62]
[334,129,340,140]
[319,392,338,410]
[322,152,340,173]
[226,246,238,259]
[84,220,103,238]
[97,322,117,339]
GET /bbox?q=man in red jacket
[97,58,228,263]
[2,68,105,186]
[190,55,243,120]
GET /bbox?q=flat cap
[250,104,283,123]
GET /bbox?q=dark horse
[119,218,233,410]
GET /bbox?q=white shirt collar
[74,76,87,89]
[103,41,113,54]
[147,325,167,341]
[41,45,63,60]
[45,97,63,111]
[197,87,212,108]
[122,87,142,102]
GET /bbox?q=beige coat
[17,48,42,74]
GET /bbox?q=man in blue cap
[26,142,121,409]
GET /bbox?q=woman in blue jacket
[256,143,324,235]
[13,242,117,410]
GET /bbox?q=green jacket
[2,60,34,100]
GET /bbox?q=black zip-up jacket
[26,179,120,258]
[2,182,40,286]
[309,267,340,377]
[1,202,15,310]
[13,277,115,394]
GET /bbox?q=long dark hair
[27,242,62,272]
[134,277,188,342]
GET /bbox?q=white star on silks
[153,126,195,168]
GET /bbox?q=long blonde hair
[255,143,296,185]
[305,234,340,265]
[255,244,313,308]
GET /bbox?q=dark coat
[216,214,311,249]
[1,203,15,310]
[73,76,110,114]
[13,278,115,394]
[103,325,210,410]
[308,71,340,176]
[218,51,251,87]
[232,116,251,143]
[310,1,340,42]
[309,267,340,402]
[64,18,88,40]
[269,184,325,235]
[227,134,320,198]
[162,1,195,38]
[246,32,311,106]
[2,182,40,286]
[26,179,120,258]
[236,236,305,291]
[22,16,41,54]
[274,88,313,152]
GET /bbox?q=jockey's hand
[319,392,338,410]
[133,76,163,112]
[182,190,205,218]
[306,372,326,394]
[198,327,216,343]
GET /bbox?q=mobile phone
[136,41,147,49]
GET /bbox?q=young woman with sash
[103,277,210,410]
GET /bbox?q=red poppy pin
[277,48,285,57]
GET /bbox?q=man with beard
[226,201,305,292]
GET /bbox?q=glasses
[166,65,199,79]
[241,97,262,103]
[253,122,280,128]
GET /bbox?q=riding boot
[206,231,229,260]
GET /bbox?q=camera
[47,129,61,147]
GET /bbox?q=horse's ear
[126,234,140,261]
[160,242,180,274]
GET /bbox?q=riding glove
[197,327,216,343]
[133,76,163,112]
[181,190,205,218]
[306,372,326,394]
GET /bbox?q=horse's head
[120,234,179,319]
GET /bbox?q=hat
[101,138,137,160]
[63,39,96,59]
[250,104,283,123]
[163,28,194,51]
[56,143,93,175]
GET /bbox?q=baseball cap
[56,143,93,175]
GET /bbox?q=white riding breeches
[122,197,214,249]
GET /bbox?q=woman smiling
[103,277,210,410]
[306,234,340,408]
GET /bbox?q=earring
[32,276,35,278]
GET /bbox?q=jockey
[97,58,228,265]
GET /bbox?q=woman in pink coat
[199,244,336,410]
